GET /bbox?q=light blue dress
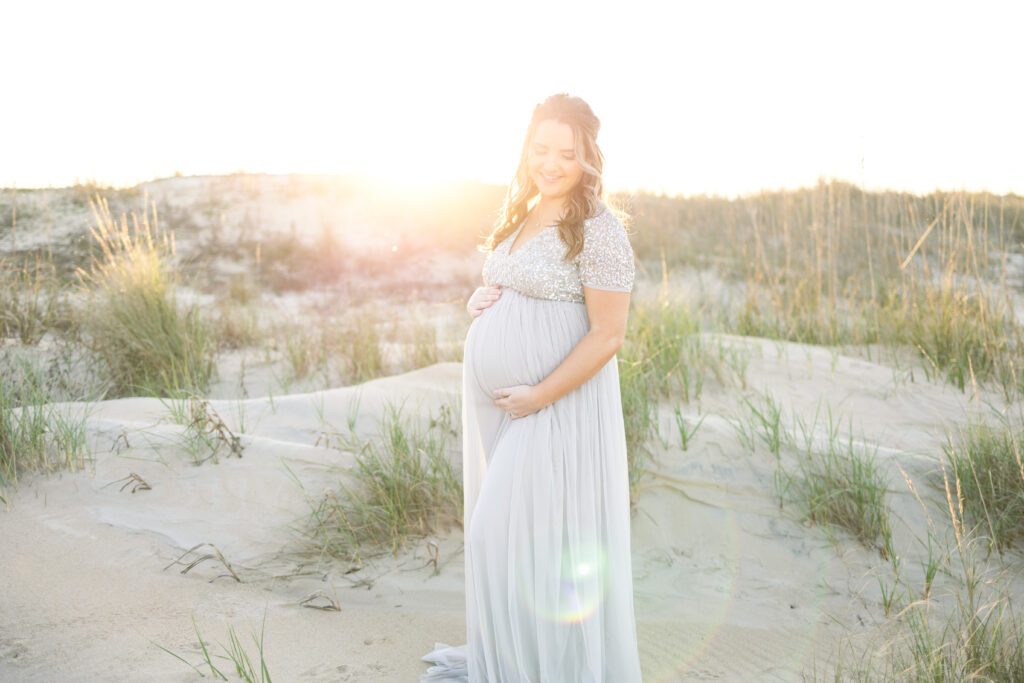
[421,206,642,682]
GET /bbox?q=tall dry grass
[826,423,1024,680]
[618,182,1024,397]
[942,415,1024,555]
[0,255,65,344]
[77,195,215,397]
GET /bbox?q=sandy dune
[4,336,1022,682]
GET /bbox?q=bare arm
[492,286,630,417]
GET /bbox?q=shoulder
[583,204,623,233]
[576,202,635,291]
[580,204,632,253]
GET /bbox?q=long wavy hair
[482,93,608,262]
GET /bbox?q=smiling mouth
[540,173,562,182]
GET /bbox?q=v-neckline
[507,222,557,257]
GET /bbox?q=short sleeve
[578,210,635,292]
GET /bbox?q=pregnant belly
[465,289,589,395]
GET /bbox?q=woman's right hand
[467,285,502,318]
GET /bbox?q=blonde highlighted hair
[482,93,621,262]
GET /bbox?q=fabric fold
[420,643,469,682]
[420,288,641,682]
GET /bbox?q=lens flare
[516,539,610,625]
[646,507,837,681]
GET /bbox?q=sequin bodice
[481,207,635,303]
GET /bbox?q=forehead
[532,119,575,149]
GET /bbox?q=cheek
[566,163,584,185]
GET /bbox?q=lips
[539,173,562,183]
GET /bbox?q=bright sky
[2,0,1021,197]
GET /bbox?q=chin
[533,177,565,196]
[538,188,569,202]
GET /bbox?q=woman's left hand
[493,385,547,419]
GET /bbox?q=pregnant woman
[421,93,642,682]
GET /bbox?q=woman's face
[527,119,584,203]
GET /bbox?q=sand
[3,176,1023,681]
[4,340,1023,682]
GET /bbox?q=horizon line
[2,170,1021,202]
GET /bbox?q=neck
[534,196,566,217]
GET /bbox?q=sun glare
[1,1,1021,196]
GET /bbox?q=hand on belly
[492,384,547,419]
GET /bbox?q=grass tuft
[942,415,1024,555]
[307,400,462,562]
[619,294,747,504]
[0,355,91,492]
[773,400,893,558]
[0,255,64,344]
[77,194,215,397]
[154,608,272,682]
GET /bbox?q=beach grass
[154,609,272,682]
[619,293,749,503]
[738,388,784,457]
[4,176,1024,679]
[673,406,706,451]
[826,461,1024,681]
[620,182,1024,398]
[76,195,215,397]
[306,399,462,562]
[212,302,265,351]
[618,355,655,504]
[772,400,893,559]
[271,309,388,387]
[335,308,388,385]
[941,414,1024,555]
[885,453,1024,682]
[0,355,91,492]
[0,254,64,344]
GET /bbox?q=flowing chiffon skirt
[421,288,642,682]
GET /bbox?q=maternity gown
[421,206,643,682]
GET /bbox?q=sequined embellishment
[482,206,635,303]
